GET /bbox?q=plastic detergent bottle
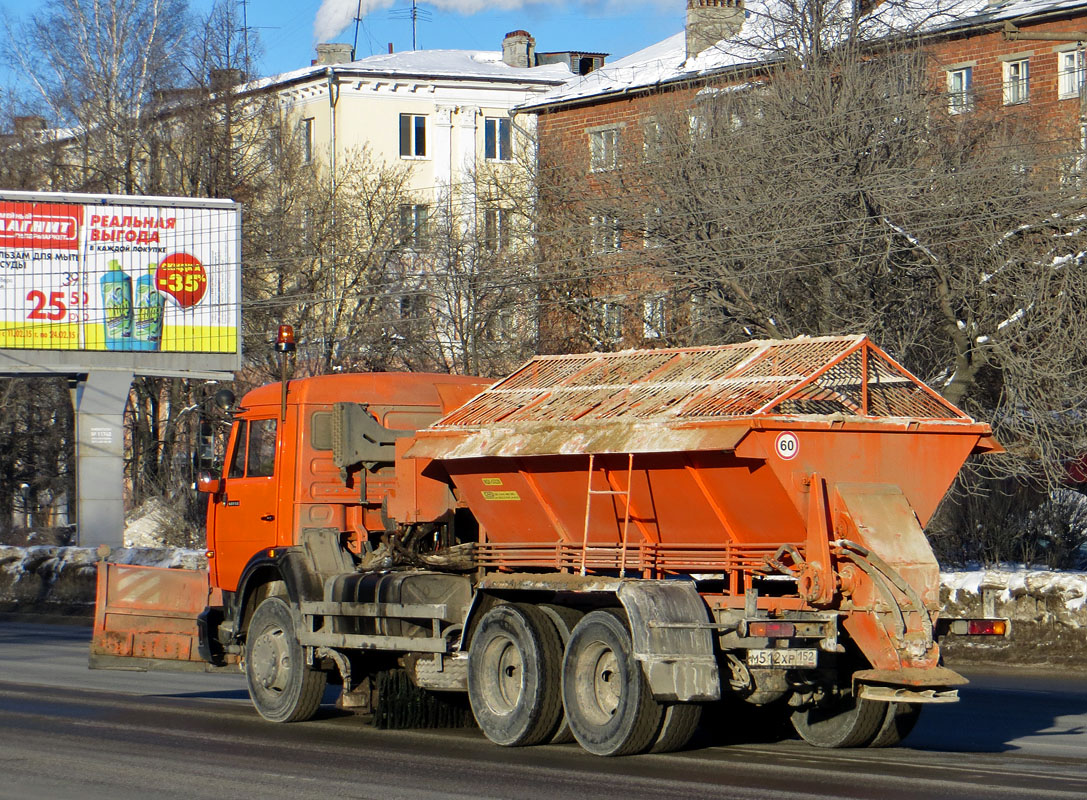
[100,261,133,350]
[132,265,165,351]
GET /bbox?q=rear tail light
[966,619,1007,636]
[946,618,1009,636]
[747,621,796,638]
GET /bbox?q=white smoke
[314,0,671,43]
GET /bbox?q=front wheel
[245,596,326,723]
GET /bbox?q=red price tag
[155,252,208,308]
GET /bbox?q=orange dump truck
[91,335,1006,755]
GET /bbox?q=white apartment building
[261,34,575,204]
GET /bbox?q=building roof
[249,49,572,94]
[520,0,1087,111]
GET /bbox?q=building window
[301,207,315,251]
[301,117,314,164]
[589,127,620,171]
[594,299,623,342]
[947,67,973,114]
[1059,49,1085,99]
[484,207,511,251]
[485,117,512,161]
[643,119,664,161]
[399,204,429,249]
[590,213,620,254]
[399,113,427,158]
[1003,59,1029,105]
[644,207,664,249]
[643,294,666,339]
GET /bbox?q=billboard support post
[72,370,133,548]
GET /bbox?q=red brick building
[521,0,1087,351]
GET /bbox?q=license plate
[746,648,818,668]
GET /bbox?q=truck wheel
[562,609,664,757]
[790,690,884,748]
[867,702,922,748]
[468,603,564,747]
[245,596,326,723]
[540,604,583,744]
[649,703,702,753]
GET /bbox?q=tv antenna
[352,0,364,55]
[389,0,431,51]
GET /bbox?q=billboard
[0,191,240,374]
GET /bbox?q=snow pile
[124,497,202,549]
[943,568,1087,622]
[0,545,206,611]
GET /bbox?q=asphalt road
[1,622,1086,800]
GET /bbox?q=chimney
[502,30,535,68]
[316,42,355,65]
[13,115,45,137]
[686,0,745,60]
[209,68,243,92]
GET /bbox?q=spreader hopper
[407,335,998,680]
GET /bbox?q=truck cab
[205,373,490,595]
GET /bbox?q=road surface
[1,621,1085,800]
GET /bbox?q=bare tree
[406,156,543,377]
[3,0,193,193]
[536,17,1087,488]
[243,145,418,377]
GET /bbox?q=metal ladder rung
[581,452,635,577]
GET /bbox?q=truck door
[208,416,280,592]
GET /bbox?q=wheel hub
[250,627,289,692]
[590,646,620,718]
[485,637,524,713]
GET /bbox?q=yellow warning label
[481,490,520,501]
[481,478,503,486]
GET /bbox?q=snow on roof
[249,48,571,94]
[521,0,1087,111]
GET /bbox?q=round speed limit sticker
[775,431,799,460]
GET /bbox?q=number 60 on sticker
[775,431,799,460]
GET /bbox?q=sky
[243,0,685,76]
[0,1,686,99]
[248,1,683,73]
[0,1,682,82]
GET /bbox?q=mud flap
[89,562,234,672]
[617,581,720,702]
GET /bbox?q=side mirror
[196,470,222,495]
[213,388,236,411]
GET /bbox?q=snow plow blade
[89,562,231,673]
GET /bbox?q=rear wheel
[539,605,583,744]
[245,596,326,723]
[468,603,564,747]
[562,609,664,757]
[867,702,922,748]
[790,690,884,748]
[649,703,702,753]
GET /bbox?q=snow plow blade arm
[89,562,236,673]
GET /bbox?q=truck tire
[562,609,664,757]
[790,691,884,748]
[649,703,702,753]
[245,596,326,723]
[468,603,564,747]
[867,702,922,748]
[539,604,583,744]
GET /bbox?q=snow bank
[0,545,206,611]
[942,568,1087,624]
